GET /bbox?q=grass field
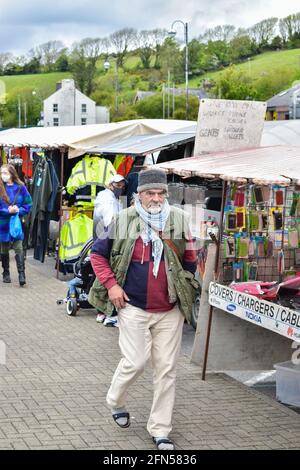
[1,72,73,100]
[187,48,300,87]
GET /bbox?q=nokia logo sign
[226,304,236,313]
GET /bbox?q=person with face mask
[89,169,198,450]
[93,173,126,326]
[0,164,32,286]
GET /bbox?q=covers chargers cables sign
[209,282,300,343]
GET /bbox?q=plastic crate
[274,361,300,407]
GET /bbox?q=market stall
[0,120,196,276]
[154,145,300,375]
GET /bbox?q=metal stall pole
[201,179,228,381]
[25,146,30,180]
[56,147,65,279]
[279,186,287,283]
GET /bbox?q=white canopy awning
[154,145,300,185]
[0,119,196,158]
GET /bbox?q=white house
[42,79,109,127]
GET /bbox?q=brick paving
[0,257,299,450]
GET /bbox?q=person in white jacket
[93,173,126,326]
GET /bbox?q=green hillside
[4,48,300,101]
[188,48,300,87]
[1,72,72,100]
[1,47,300,126]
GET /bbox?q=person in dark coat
[0,164,32,286]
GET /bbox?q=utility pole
[24,102,27,127]
[168,20,189,119]
[167,70,170,119]
[104,57,119,115]
[18,95,21,128]
[184,22,188,120]
[116,60,119,115]
[172,82,175,117]
[162,84,166,119]
[74,85,76,125]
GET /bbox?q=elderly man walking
[89,168,198,450]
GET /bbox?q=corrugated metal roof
[262,120,300,146]
[88,132,196,156]
[154,145,300,185]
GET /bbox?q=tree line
[0,11,300,89]
[1,12,300,127]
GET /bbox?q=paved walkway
[0,257,299,450]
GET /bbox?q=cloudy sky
[0,0,298,55]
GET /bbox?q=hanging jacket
[113,154,134,177]
[29,156,59,262]
[59,213,93,263]
[66,155,116,206]
[0,183,32,243]
[33,158,59,262]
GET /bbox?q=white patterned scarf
[134,195,170,278]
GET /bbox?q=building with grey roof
[266,84,300,120]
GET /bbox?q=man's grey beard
[146,206,162,214]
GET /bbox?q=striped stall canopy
[154,145,300,185]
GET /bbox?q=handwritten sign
[194,99,266,155]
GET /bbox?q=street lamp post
[104,58,119,115]
[32,90,43,126]
[168,20,189,120]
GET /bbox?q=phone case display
[223,262,234,282]
[271,209,283,231]
[233,261,244,282]
[236,236,249,258]
[288,228,299,249]
[290,193,300,216]
[224,237,235,258]
[247,262,258,281]
[222,183,300,283]
[234,191,245,207]
[275,189,284,206]
[249,211,259,231]
[225,212,237,231]
[236,207,246,228]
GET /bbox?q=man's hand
[8,205,19,214]
[108,284,130,310]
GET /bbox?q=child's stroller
[56,237,96,316]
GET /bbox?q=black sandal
[152,437,175,450]
[112,411,130,428]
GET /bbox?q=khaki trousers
[106,303,184,438]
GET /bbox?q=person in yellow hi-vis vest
[66,155,116,207]
[59,213,93,267]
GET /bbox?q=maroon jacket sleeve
[90,253,117,290]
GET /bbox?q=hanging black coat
[29,157,59,262]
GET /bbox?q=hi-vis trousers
[106,303,184,438]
